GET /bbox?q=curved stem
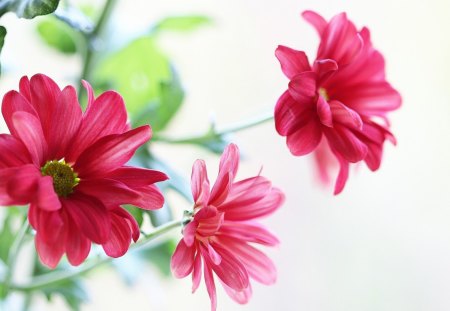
[10,219,182,292]
[1,219,29,297]
[153,111,274,145]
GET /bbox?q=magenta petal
[191,160,210,206]
[36,176,62,211]
[203,263,217,311]
[288,71,317,104]
[102,212,132,258]
[48,86,82,159]
[35,231,65,269]
[12,111,48,166]
[207,244,222,265]
[219,222,280,246]
[334,156,349,195]
[36,209,64,244]
[302,10,327,35]
[286,118,322,156]
[74,125,151,178]
[329,100,363,130]
[183,220,198,247]
[2,91,38,137]
[171,239,196,278]
[112,207,140,242]
[192,253,202,293]
[65,220,91,266]
[0,134,31,168]
[274,90,314,136]
[106,167,168,187]
[275,45,311,79]
[317,96,333,127]
[313,59,338,84]
[5,165,40,205]
[324,125,368,163]
[221,282,252,305]
[63,194,111,244]
[210,144,240,206]
[19,76,31,101]
[364,141,383,171]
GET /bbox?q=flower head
[0,74,168,268]
[275,11,401,194]
[170,143,284,310]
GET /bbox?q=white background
[1,0,450,310]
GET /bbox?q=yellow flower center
[41,160,80,197]
[318,87,329,101]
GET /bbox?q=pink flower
[275,11,401,194]
[0,74,168,268]
[170,144,284,310]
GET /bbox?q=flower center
[41,160,80,197]
[318,87,329,101]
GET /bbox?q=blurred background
[1,0,450,310]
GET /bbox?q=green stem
[10,219,182,292]
[1,219,29,298]
[77,0,118,97]
[153,111,274,145]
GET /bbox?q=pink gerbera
[275,11,401,194]
[0,74,168,268]
[170,143,284,310]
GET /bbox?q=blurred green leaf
[124,205,144,228]
[153,15,211,33]
[94,36,172,116]
[37,18,78,54]
[138,239,177,277]
[0,213,14,264]
[0,26,6,75]
[0,0,60,19]
[54,6,94,34]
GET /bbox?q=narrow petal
[334,156,349,195]
[36,176,62,211]
[48,86,82,159]
[112,207,140,242]
[364,141,383,171]
[221,282,252,305]
[0,134,31,168]
[4,165,41,206]
[106,167,168,187]
[183,220,198,247]
[35,231,65,269]
[317,96,333,127]
[207,244,222,265]
[65,219,91,266]
[171,239,196,278]
[63,194,111,244]
[302,10,327,35]
[191,160,210,206]
[324,125,368,163]
[219,222,280,246]
[288,71,317,104]
[192,252,202,293]
[102,212,132,258]
[2,91,38,137]
[210,144,240,206]
[203,263,217,311]
[35,209,64,244]
[74,126,151,178]
[329,100,363,130]
[275,45,311,79]
[12,111,48,166]
[286,118,322,156]
[313,59,338,84]
[19,76,31,101]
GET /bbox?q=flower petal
[74,126,151,178]
[171,239,196,278]
[317,96,333,127]
[36,176,62,211]
[65,219,91,266]
[313,59,338,84]
[275,45,311,79]
[302,10,327,35]
[334,156,349,195]
[2,91,38,137]
[191,160,210,206]
[102,212,132,258]
[204,262,217,311]
[106,167,168,187]
[221,282,252,305]
[219,222,280,246]
[329,100,363,130]
[19,76,31,101]
[210,144,239,206]
[0,134,31,168]
[286,118,322,156]
[192,252,202,293]
[288,71,317,104]
[324,125,368,163]
[63,194,111,244]
[35,230,65,269]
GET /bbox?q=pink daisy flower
[0,74,168,268]
[170,143,284,310]
[275,11,401,194]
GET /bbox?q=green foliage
[124,205,144,228]
[0,26,6,75]
[0,213,15,265]
[0,0,60,19]
[153,15,212,33]
[138,239,177,277]
[37,18,78,54]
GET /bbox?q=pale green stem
[153,111,274,145]
[10,219,182,292]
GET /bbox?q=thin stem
[153,111,274,145]
[77,0,118,97]
[1,219,29,297]
[10,219,182,292]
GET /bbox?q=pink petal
[48,86,82,159]
[302,10,327,35]
[288,71,317,104]
[329,100,363,130]
[68,90,129,161]
[317,96,333,127]
[364,141,383,171]
[63,194,111,244]
[275,45,311,79]
[274,90,315,136]
[82,80,95,108]
[195,207,224,237]
[0,134,31,168]
[192,252,202,293]
[106,167,168,187]
[334,156,349,195]
[191,160,210,206]
[313,140,338,185]
[313,59,338,84]
[19,76,31,101]
[203,263,217,311]
[5,165,41,205]
[35,230,65,269]
[317,13,363,66]
[221,176,272,206]
[207,243,222,265]
[286,118,322,156]
[171,239,196,278]
[209,144,239,205]
[112,207,140,242]
[219,221,280,246]
[324,125,368,163]
[36,176,62,211]
[35,209,64,244]
[29,74,61,138]
[102,212,132,258]
[74,125,151,178]
[11,111,48,166]
[1,91,38,137]
[221,282,252,305]
[131,184,165,210]
[183,220,198,247]
[65,219,91,265]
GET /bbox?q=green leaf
[124,205,144,228]
[93,36,172,116]
[0,26,6,76]
[138,239,177,277]
[153,15,212,33]
[37,18,78,54]
[0,213,15,264]
[0,0,60,19]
